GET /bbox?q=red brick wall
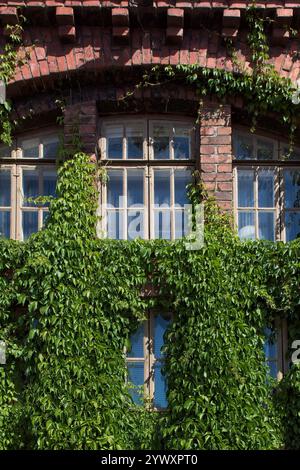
[3,2,300,210]
[200,101,232,210]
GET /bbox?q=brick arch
[7,24,300,99]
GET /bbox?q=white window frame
[234,165,280,241]
[99,117,195,240]
[0,129,59,240]
[125,311,172,409]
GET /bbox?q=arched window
[233,130,300,242]
[0,130,59,240]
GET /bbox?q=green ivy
[0,153,300,449]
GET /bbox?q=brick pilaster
[199,101,232,211]
[64,101,97,157]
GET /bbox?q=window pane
[257,139,274,160]
[258,212,275,241]
[127,362,144,405]
[154,210,171,239]
[0,170,11,206]
[285,212,300,241]
[43,139,59,159]
[107,210,124,240]
[154,313,172,358]
[264,328,277,359]
[153,362,168,409]
[127,170,144,207]
[43,211,50,226]
[154,170,170,206]
[284,170,300,209]
[258,170,274,207]
[107,170,123,208]
[281,146,300,161]
[126,125,143,159]
[0,211,10,238]
[127,322,144,358]
[264,328,278,379]
[174,169,191,207]
[0,145,12,158]
[237,170,254,207]
[22,211,38,240]
[128,210,144,240]
[23,170,39,207]
[238,211,255,239]
[153,125,169,159]
[173,127,190,160]
[22,139,39,158]
[234,134,253,160]
[175,209,189,239]
[43,170,57,205]
[107,126,123,159]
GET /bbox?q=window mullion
[123,168,127,240]
[170,168,175,240]
[255,168,259,239]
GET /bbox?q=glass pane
[264,328,277,360]
[127,322,145,358]
[43,211,50,226]
[267,361,278,379]
[43,170,57,207]
[258,170,274,207]
[22,211,38,240]
[154,313,172,358]
[23,170,39,207]
[154,210,171,239]
[173,127,190,160]
[0,145,12,158]
[107,170,123,208]
[281,146,300,161]
[238,211,255,239]
[128,210,144,240]
[154,170,170,206]
[0,211,10,238]
[107,210,124,240]
[175,209,189,239]
[127,362,144,405]
[0,170,11,206]
[237,170,254,207]
[43,139,59,159]
[127,170,144,207]
[153,125,169,159]
[126,125,143,159]
[234,134,253,160]
[257,139,274,160]
[153,362,168,408]
[22,139,39,158]
[285,212,300,241]
[284,170,300,209]
[107,126,123,159]
[258,212,275,241]
[174,169,191,207]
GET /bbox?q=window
[0,131,58,240]
[233,130,300,242]
[126,312,172,409]
[264,320,287,380]
[99,118,194,240]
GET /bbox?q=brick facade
[3,1,300,210]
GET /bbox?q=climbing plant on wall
[0,152,299,450]
[0,20,25,145]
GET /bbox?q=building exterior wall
[1,1,300,213]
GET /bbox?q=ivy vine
[0,153,299,449]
